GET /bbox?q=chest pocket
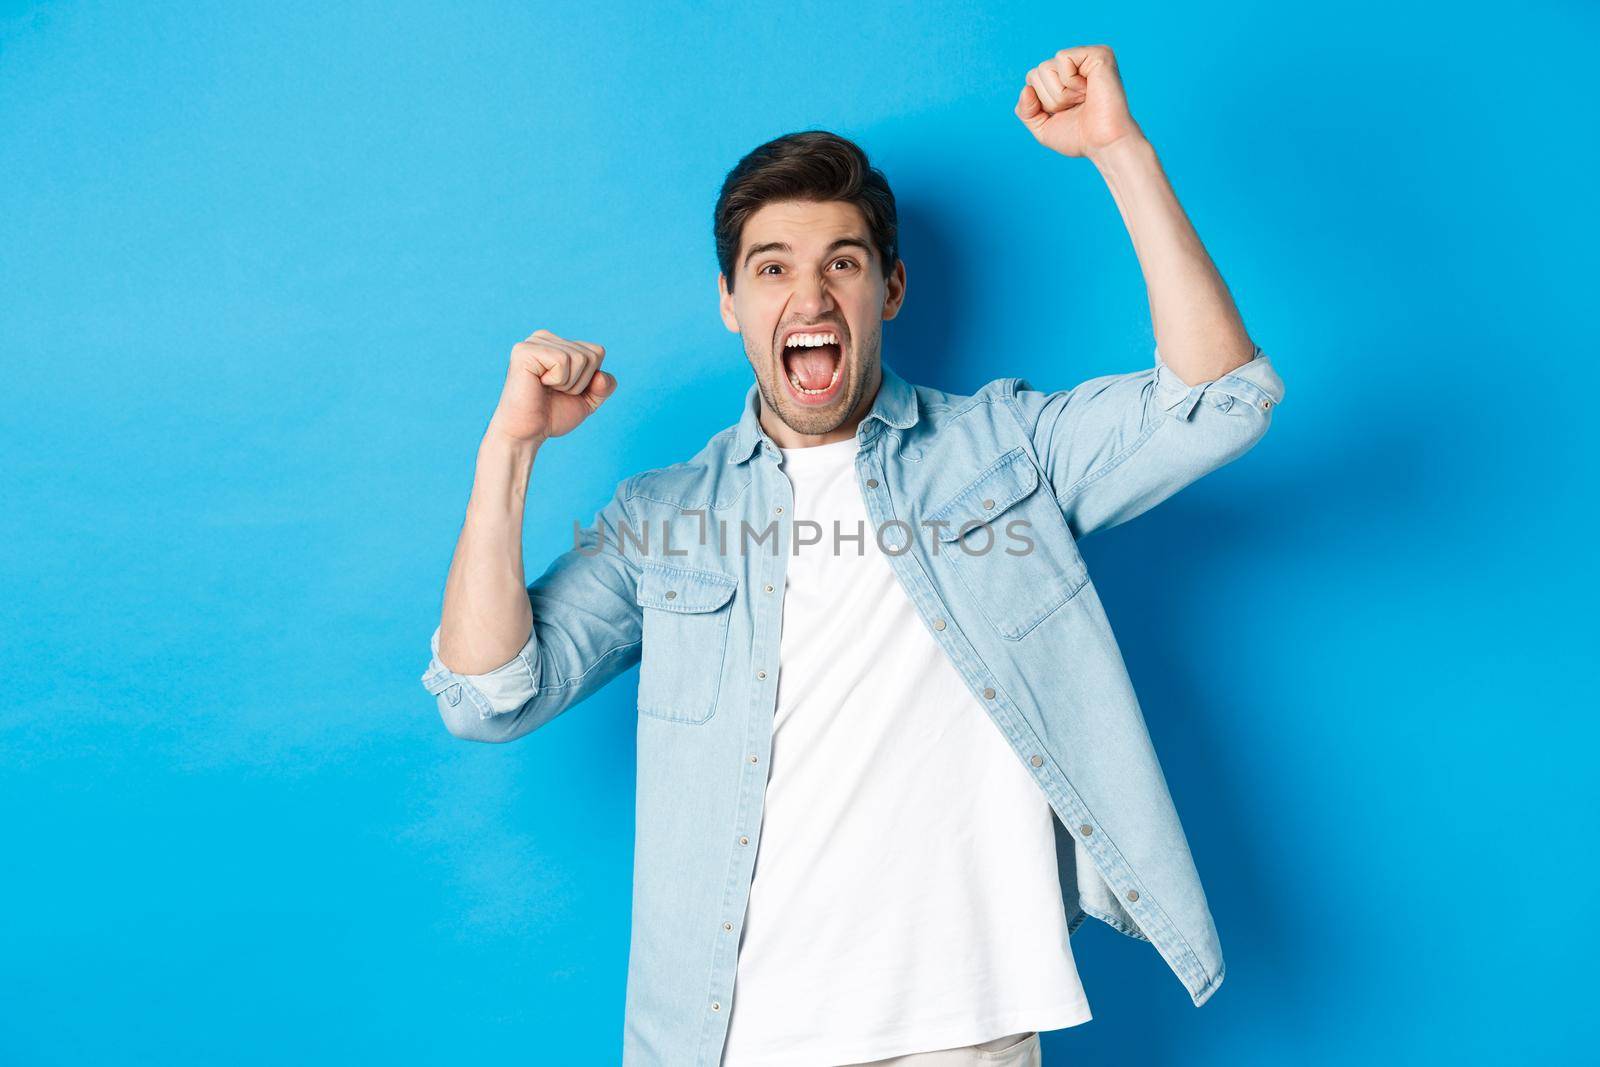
[927,447,1089,640]
[634,560,738,723]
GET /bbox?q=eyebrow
[742,236,873,270]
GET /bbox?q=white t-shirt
[719,436,1092,1066]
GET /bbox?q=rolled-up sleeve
[421,622,540,718]
[419,477,645,743]
[1003,344,1286,539]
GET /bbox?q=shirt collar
[726,359,919,465]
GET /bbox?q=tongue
[790,345,838,390]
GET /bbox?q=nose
[790,268,835,318]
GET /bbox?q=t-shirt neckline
[777,434,860,469]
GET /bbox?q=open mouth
[780,328,844,404]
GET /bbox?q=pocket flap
[927,448,1041,541]
[636,561,738,613]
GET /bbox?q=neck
[759,364,882,448]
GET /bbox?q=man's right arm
[420,330,639,743]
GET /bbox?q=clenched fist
[1014,45,1144,160]
[488,329,617,445]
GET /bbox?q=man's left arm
[1009,45,1286,538]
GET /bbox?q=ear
[882,259,908,322]
[717,272,741,333]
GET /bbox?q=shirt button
[764,583,774,593]
[665,590,677,600]
[739,836,750,845]
[711,1001,722,1012]
[1029,754,1043,767]
[933,618,946,631]
[866,478,879,488]
[1126,889,1139,902]
[774,505,783,514]
[1079,824,1093,836]
[982,497,995,509]
[756,669,767,679]
[723,921,733,931]
[983,687,996,700]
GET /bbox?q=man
[421,45,1284,1067]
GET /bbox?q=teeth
[788,365,843,395]
[784,331,840,348]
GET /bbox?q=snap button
[748,754,759,763]
[723,922,733,931]
[774,505,783,514]
[983,687,995,699]
[1126,889,1139,902]
[1029,754,1043,767]
[764,584,774,593]
[866,478,879,488]
[982,497,995,509]
[1261,398,1272,410]
[739,836,749,846]
[756,669,767,679]
[711,1001,721,1012]
[933,618,946,631]
[1079,824,1093,836]
[665,590,677,600]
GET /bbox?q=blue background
[4,1,1595,1063]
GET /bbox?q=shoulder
[621,427,750,513]
[902,374,1033,434]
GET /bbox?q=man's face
[719,199,907,444]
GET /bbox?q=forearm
[1090,134,1255,386]
[436,429,540,674]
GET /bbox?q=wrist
[481,420,546,458]
[1088,130,1155,174]
[474,427,541,505]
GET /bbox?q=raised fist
[1015,45,1143,159]
[488,329,617,444]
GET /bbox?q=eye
[831,257,858,270]
[758,263,783,276]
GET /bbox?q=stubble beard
[750,328,879,438]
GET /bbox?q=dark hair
[714,130,899,293]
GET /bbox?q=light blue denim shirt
[421,344,1285,1065]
